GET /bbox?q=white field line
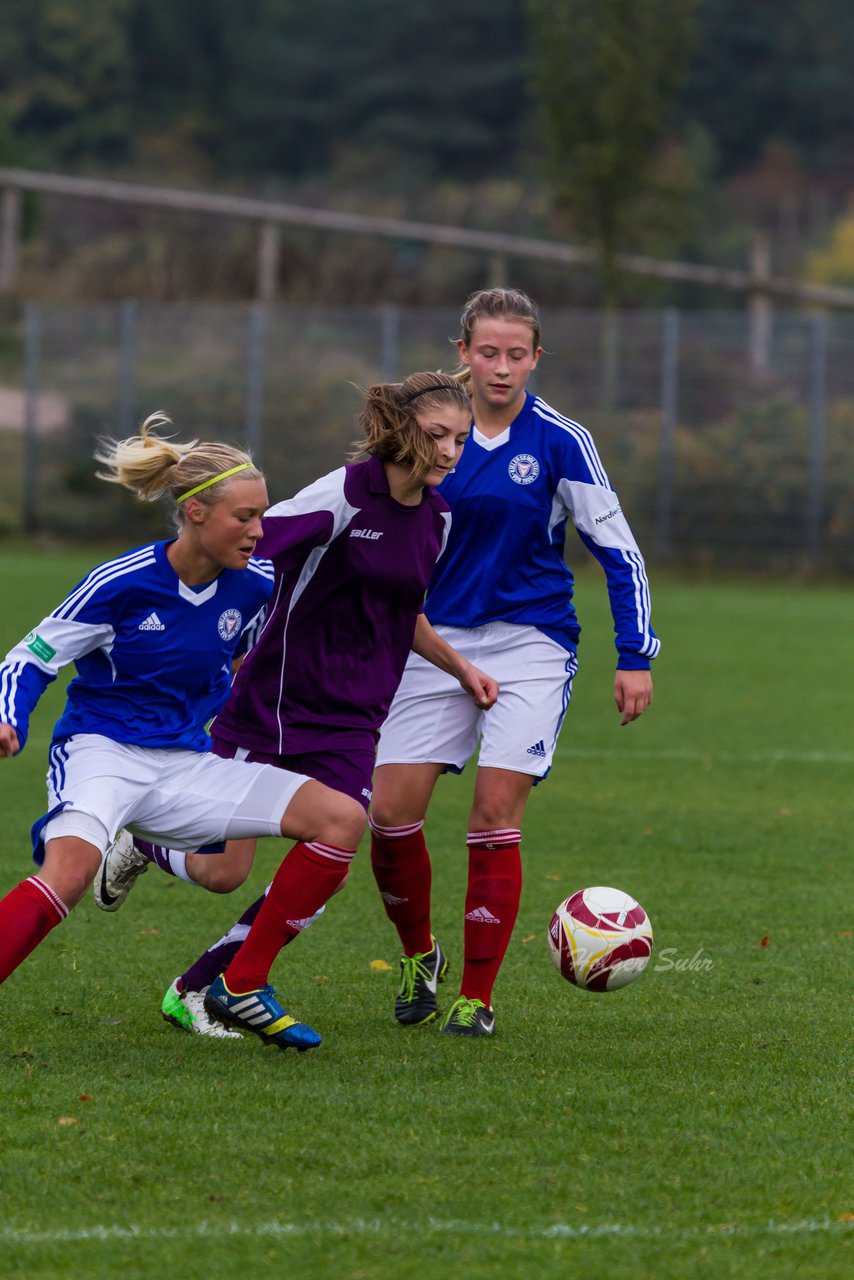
[558,746,854,765]
[2,1215,852,1247]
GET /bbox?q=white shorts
[376,622,578,779]
[41,734,311,856]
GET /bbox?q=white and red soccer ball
[547,886,653,992]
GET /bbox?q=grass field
[1,547,852,1279]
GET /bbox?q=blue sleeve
[0,655,55,752]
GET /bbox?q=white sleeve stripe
[247,558,274,582]
[54,552,157,621]
[0,659,26,723]
[53,546,156,616]
[621,548,659,656]
[533,400,610,488]
[53,545,156,619]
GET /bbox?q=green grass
[1,549,852,1279]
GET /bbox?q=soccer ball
[547,886,653,992]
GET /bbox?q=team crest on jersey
[217,608,243,641]
[508,453,540,485]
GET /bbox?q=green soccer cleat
[161,977,241,1039]
[394,938,449,1026]
[204,975,322,1052]
[439,995,495,1037]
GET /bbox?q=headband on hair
[178,463,252,503]
[400,383,459,407]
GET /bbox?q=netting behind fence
[0,302,851,572]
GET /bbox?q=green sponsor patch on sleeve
[24,631,56,663]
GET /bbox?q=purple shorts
[211,735,375,812]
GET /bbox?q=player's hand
[458,663,499,710]
[614,669,653,726]
[0,723,21,757]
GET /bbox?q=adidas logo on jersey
[464,905,501,924]
[138,612,165,631]
[286,917,316,932]
[526,740,546,758]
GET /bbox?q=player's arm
[553,432,659,720]
[0,611,114,756]
[411,613,498,710]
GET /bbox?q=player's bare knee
[330,797,366,850]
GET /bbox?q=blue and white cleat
[204,975,322,1052]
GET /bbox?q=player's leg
[440,625,578,1037]
[439,766,530,1037]
[370,634,484,1025]
[0,834,101,983]
[95,831,257,912]
[370,762,449,1024]
[166,744,371,1040]
[204,781,364,1052]
[219,778,363,988]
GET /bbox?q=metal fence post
[23,301,41,532]
[0,188,20,294]
[748,234,773,383]
[245,301,267,461]
[117,299,137,436]
[656,307,679,560]
[380,303,399,382]
[805,311,828,571]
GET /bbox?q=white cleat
[93,829,149,912]
[161,978,242,1039]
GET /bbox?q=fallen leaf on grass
[369,959,393,972]
[545,874,561,882]
[760,936,770,947]
[838,1213,854,1223]
[79,1094,93,1103]
[520,935,536,944]
[139,928,160,936]
[58,1116,78,1126]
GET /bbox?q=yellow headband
[178,463,252,504]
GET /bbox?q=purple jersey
[213,455,451,754]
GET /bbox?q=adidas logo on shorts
[139,612,166,631]
[526,740,546,758]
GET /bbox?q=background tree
[526,0,700,304]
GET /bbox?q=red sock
[224,841,355,993]
[369,818,433,956]
[0,877,69,984]
[460,831,522,1007]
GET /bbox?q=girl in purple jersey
[0,418,367,1051]
[97,374,498,1046]
[369,288,659,1038]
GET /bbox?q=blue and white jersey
[426,392,659,668]
[0,541,273,753]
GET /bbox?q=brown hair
[351,372,470,482]
[94,412,262,529]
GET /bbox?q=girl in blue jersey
[93,376,498,1044]
[0,416,366,1050]
[370,288,660,1037]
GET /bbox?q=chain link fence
[1,301,852,573]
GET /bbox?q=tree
[526,0,699,303]
[0,0,132,164]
